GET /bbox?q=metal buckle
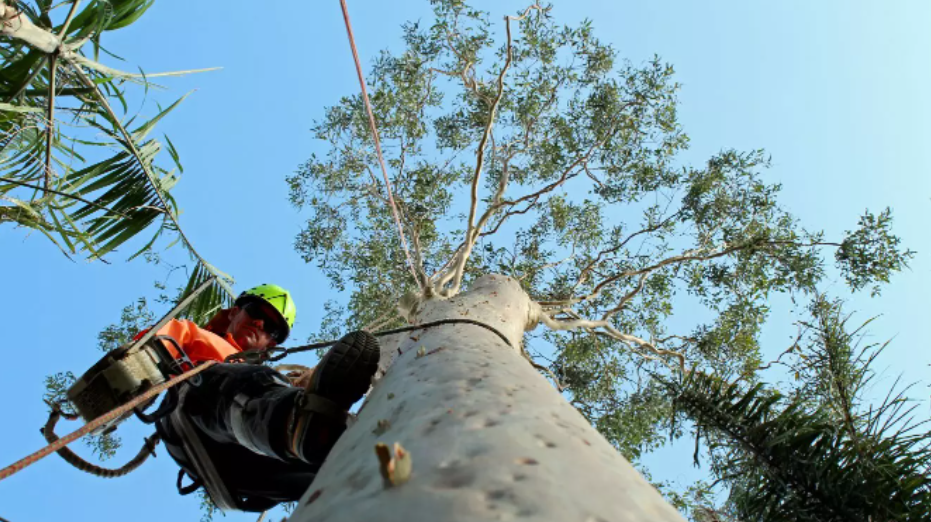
[153,335,202,386]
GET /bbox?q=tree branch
[519,244,576,282]
[508,4,547,22]
[551,237,838,310]
[539,310,685,370]
[57,0,82,38]
[480,193,542,238]
[598,271,649,321]
[441,11,520,297]
[530,359,565,392]
[755,331,804,372]
[568,212,680,294]
[395,200,432,296]
[583,162,605,189]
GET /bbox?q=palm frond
[2,0,232,292]
[666,330,931,522]
[176,262,234,326]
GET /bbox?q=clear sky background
[2,1,929,520]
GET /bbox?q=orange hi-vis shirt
[139,319,244,364]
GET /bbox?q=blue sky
[2,1,929,520]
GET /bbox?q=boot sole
[307,331,380,409]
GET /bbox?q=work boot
[286,330,380,463]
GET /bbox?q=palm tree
[1,0,229,321]
[667,296,931,521]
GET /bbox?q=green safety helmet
[235,283,297,343]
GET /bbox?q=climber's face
[226,302,282,351]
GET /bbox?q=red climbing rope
[0,361,217,483]
[338,0,422,288]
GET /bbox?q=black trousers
[155,364,342,511]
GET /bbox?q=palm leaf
[2,0,235,320]
[177,263,235,326]
[666,362,931,521]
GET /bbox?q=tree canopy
[288,0,912,481]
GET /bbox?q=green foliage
[836,208,914,296]
[654,481,728,522]
[96,297,154,351]
[174,261,234,326]
[42,370,122,461]
[198,490,222,522]
[667,299,931,521]
[43,371,77,416]
[8,2,233,482]
[287,0,911,520]
[288,0,911,512]
[1,0,233,306]
[2,0,176,258]
[83,430,122,461]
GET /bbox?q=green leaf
[164,134,183,173]
[0,102,43,114]
[106,0,154,30]
[131,92,192,142]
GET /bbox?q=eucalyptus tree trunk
[290,275,684,522]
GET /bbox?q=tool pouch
[66,336,185,434]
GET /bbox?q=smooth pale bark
[291,275,684,522]
[0,2,61,53]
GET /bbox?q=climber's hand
[287,368,315,388]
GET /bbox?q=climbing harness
[0,314,513,483]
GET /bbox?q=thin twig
[756,330,805,371]
[520,245,576,282]
[583,163,605,188]
[44,53,57,189]
[442,29,484,99]
[4,61,44,102]
[57,0,81,38]
[539,310,685,371]
[575,238,841,308]
[508,4,547,22]
[599,271,649,321]
[530,359,565,392]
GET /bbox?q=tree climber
[151,284,381,512]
